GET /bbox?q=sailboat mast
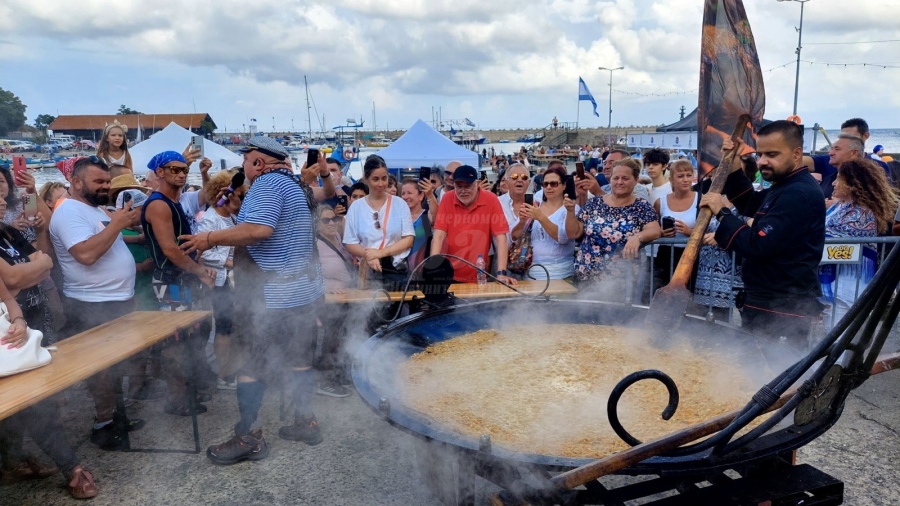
[373,102,376,134]
[304,75,312,138]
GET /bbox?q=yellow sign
[821,244,860,263]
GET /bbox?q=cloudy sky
[1,0,898,134]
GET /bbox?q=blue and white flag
[464,118,476,127]
[578,78,600,117]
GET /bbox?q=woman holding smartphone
[513,165,578,280]
[653,160,697,287]
[400,178,437,272]
[343,156,414,290]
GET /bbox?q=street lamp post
[778,0,811,117]
[598,66,624,145]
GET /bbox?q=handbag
[0,303,51,377]
[508,218,535,275]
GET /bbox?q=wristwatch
[497,270,508,277]
[716,208,732,221]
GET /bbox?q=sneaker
[90,422,124,451]
[217,378,237,390]
[164,400,208,416]
[206,430,270,465]
[278,415,323,445]
[316,380,351,398]
[128,379,167,400]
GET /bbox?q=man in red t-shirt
[431,165,518,285]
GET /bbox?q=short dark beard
[82,189,109,207]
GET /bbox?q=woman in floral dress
[565,160,661,293]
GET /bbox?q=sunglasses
[542,180,561,188]
[319,217,341,224]
[161,165,190,175]
[444,171,454,177]
[86,155,109,169]
[372,211,381,230]
[508,173,529,181]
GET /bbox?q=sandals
[67,465,98,499]
[0,456,59,485]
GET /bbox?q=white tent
[130,122,244,174]
[377,120,479,169]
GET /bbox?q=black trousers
[740,304,815,353]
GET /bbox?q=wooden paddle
[645,114,751,336]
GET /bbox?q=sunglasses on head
[84,155,109,170]
[508,173,529,181]
[372,211,381,230]
[161,165,190,175]
[542,180,561,188]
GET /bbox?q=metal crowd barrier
[637,236,899,329]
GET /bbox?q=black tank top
[141,191,196,272]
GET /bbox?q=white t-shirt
[49,199,136,302]
[179,190,203,234]
[197,210,236,286]
[527,204,579,280]
[646,182,672,207]
[499,193,520,241]
[343,195,414,266]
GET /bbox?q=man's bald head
[444,161,462,186]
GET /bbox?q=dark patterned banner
[698,0,765,175]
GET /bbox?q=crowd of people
[0,117,898,499]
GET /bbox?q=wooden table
[447,279,577,299]
[325,280,577,304]
[0,311,211,452]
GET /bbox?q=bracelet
[206,231,214,247]
[11,316,25,325]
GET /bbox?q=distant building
[49,113,217,141]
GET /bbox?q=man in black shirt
[700,120,825,350]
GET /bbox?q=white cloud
[1,0,899,130]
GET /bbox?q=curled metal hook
[607,369,680,447]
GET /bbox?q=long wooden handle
[669,114,751,287]
[551,350,900,491]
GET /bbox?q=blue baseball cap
[873,144,884,153]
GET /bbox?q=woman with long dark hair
[342,156,414,290]
[513,165,578,280]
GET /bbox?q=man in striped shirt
[180,136,326,465]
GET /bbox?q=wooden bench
[0,311,211,453]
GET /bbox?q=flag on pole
[464,118,475,127]
[697,0,765,175]
[578,78,600,117]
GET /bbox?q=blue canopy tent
[377,120,479,176]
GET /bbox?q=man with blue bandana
[180,136,326,465]
[141,151,217,416]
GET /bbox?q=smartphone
[306,148,320,168]
[575,161,585,181]
[524,193,534,206]
[22,192,38,220]
[336,195,348,210]
[480,170,487,181]
[662,216,675,230]
[123,192,133,204]
[419,166,431,180]
[12,156,26,184]
[190,135,204,157]
[564,174,577,201]
[220,159,227,171]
